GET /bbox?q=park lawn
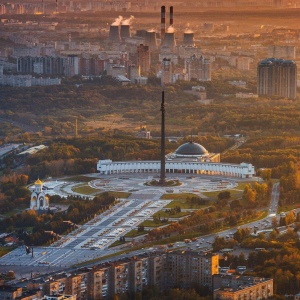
[164,199,211,210]
[140,219,171,227]
[65,176,93,182]
[0,246,16,257]
[100,191,131,199]
[279,204,300,213]
[238,210,268,226]
[125,229,148,237]
[202,182,252,200]
[152,210,190,218]
[3,208,23,217]
[72,184,99,195]
[109,240,126,248]
[160,193,198,200]
[202,189,242,200]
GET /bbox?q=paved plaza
[0,174,240,270]
[88,174,237,195]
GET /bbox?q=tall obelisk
[159,91,166,185]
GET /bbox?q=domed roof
[175,142,208,156]
[35,179,43,185]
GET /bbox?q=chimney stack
[145,31,157,51]
[162,32,176,50]
[161,6,166,40]
[120,24,131,40]
[183,32,195,46]
[109,25,121,42]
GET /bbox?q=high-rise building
[185,55,211,81]
[164,251,219,290]
[0,4,6,14]
[137,44,150,75]
[257,58,297,99]
[161,58,172,86]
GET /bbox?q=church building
[30,179,49,211]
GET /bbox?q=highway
[268,182,280,217]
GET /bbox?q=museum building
[97,141,255,178]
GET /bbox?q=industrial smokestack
[145,31,157,51]
[161,6,166,41]
[170,6,173,26]
[109,25,121,42]
[162,32,176,50]
[120,24,131,40]
[183,32,194,46]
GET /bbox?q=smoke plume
[184,29,194,33]
[166,26,175,33]
[111,16,123,26]
[122,15,135,25]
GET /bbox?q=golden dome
[35,179,43,185]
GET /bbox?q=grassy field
[152,210,190,218]
[140,219,171,227]
[125,229,148,237]
[279,204,300,213]
[0,246,16,257]
[108,240,126,248]
[72,184,99,195]
[164,200,211,210]
[101,191,131,199]
[202,182,251,200]
[1,208,24,217]
[65,176,94,182]
[160,193,198,200]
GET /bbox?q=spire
[159,91,166,185]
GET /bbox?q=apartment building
[213,274,273,300]
[257,58,297,99]
[185,55,211,81]
[137,44,150,75]
[164,251,219,290]
[87,268,110,299]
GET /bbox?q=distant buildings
[161,58,172,86]
[136,126,151,139]
[185,55,211,81]
[137,44,150,75]
[0,74,61,87]
[257,58,297,99]
[268,45,296,59]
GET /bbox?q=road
[0,117,40,133]
[268,182,279,217]
[179,182,281,252]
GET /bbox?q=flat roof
[0,144,22,157]
[18,145,47,156]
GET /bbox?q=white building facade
[97,142,255,178]
[97,160,254,178]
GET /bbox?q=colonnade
[97,160,255,178]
